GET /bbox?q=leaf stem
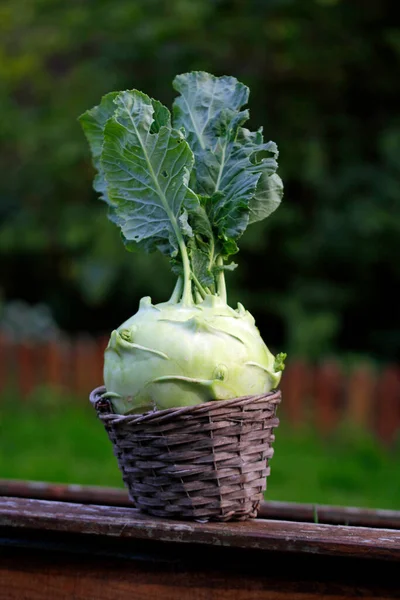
[207,235,215,274]
[194,289,204,304]
[214,143,227,192]
[216,255,227,303]
[168,276,183,303]
[178,238,193,305]
[191,273,207,299]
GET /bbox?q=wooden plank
[1,485,399,599]
[0,480,129,507]
[1,543,399,600]
[259,500,400,530]
[1,496,399,561]
[1,479,400,529]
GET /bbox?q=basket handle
[89,386,113,415]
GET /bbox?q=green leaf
[220,261,238,272]
[185,196,240,287]
[184,199,215,287]
[188,197,214,241]
[78,92,119,204]
[173,71,249,156]
[100,90,198,257]
[172,71,282,246]
[249,172,284,224]
[206,191,248,241]
[79,72,284,301]
[273,352,287,372]
[188,244,214,287]
[79,93,172,205]
[150,99,171,133]
[178,210,193,238]
[173,73,251,239]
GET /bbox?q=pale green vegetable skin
[104,295,282,413]
[79,71,286,414]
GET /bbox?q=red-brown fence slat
[72,335,100,396]
[346,364,376,428]
[375,366,400,445]
[280,359,311,426]
[16,342,37,399]
[0,334,11,393]
[4,330,400,445]
[98,334,109,355]
[313,360,343,434]
[41,338,71,392]
[94,335,109,388]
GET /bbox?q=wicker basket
[90,386,281,522]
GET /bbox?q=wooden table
[1,480,399,599]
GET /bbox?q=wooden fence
[1,334,399,444]
[2,481,399,599]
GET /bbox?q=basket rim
[90,385,281,425]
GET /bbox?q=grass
[1,388,399,510]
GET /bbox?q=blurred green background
[1,390,399,509]
[1,0,399,509]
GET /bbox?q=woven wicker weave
[90,386,281,522]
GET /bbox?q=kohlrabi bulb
[104,295,285,414]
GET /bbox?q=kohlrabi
[79,71,286,414]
